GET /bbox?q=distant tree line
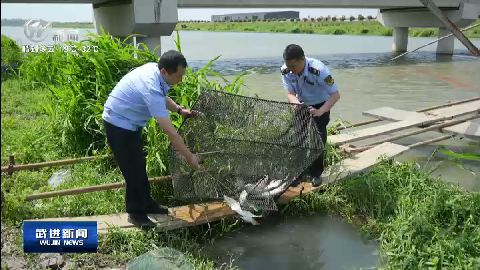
[1,18,29,26]
[179,15,375,23]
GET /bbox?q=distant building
[211,11,299,22]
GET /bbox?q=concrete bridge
[3,0,480,55]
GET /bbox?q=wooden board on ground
[35,202,235,234]
[329,100,480,145]
[321,142,409,184]
[328,117,435,145]
[363,99,480,121]
[442,121,480,140]
[363,102,480,140]
[28,142,410,233]
[277,142,409,204]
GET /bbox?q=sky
[1,3,378,22]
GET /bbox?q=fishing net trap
[168,90,324,213]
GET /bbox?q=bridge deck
[2,0,462,9]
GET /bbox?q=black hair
[283,44,305,61]
[158,50,187,74]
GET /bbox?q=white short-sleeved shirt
[281,57,338,106]
[102,63,171,131]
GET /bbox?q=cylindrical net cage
[169,90,324,211]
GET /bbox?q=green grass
[175,20,480,38]
[1,35,23,80]
[0,79,60,164]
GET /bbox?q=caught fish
[259,181,288,198]
[265,179,284,191]
[238,190,248,205]
[243,175,290,197]
[224,195,261,225]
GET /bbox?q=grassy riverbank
[175,20,480,38]
[1,34,479,269]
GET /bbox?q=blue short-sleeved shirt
[281,57,338,106]
[102,62,171,131]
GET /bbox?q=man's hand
[308,106,326,117]
[186,153,201,170]
[155,116,201,171]
[293,102,304,112]
[179,108,200,118]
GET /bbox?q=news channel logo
[23,18,79,43]
[23,221,98,253]
[22,18,98,55]
[23,18,51,43]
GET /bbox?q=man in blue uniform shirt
[281,44,341,187]
[102,50,200,228]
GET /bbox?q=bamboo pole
[336,97,480,131]
[408,134,455,148]
[1,155,111,174]
[25,176,171,201]
[1,150,227,175]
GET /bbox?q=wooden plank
[442,121,480,141]
[277,142,410,204]
[427,100,480,118]
[329,116,436,145]
[329,101,480,145]
[32,202,235,233]
[363,107,424,121]
[322,142,409,184]
[363,102,480,140]
[26,143,412,233]
[363,100,480,121]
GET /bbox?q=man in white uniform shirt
[102,50,200,228]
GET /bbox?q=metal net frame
[169,90,324,212]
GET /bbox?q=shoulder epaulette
[308,66,320,76]
[281,67,290,75]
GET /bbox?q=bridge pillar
[392,27,408,52]
[437,27,455,54]
[93,0,178,56]
[377,2,478,55]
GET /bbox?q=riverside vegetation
[3,17,479,38]
[176,19,480,38]
[1,33,479,269]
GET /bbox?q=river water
[2,26,479,269]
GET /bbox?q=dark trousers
[293,102,330,178]
[309,103,330,177]
[104,120,152,213]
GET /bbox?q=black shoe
[311,177,323,187]
[290,178,301,187]
[128,213,155,230]
[146,201,169,214]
